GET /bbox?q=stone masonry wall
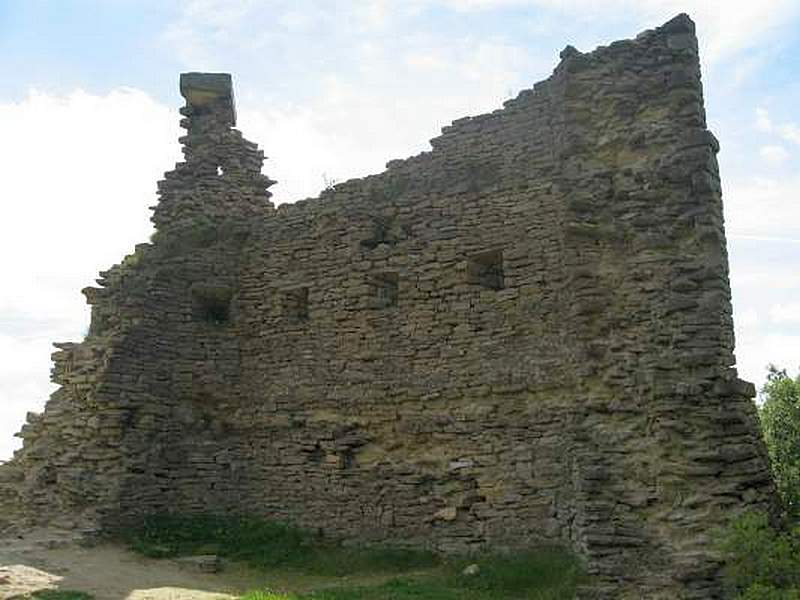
[1,15,776,599]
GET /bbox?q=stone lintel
[179,72,236,125]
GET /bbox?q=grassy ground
[124,513,439,576]
[122,514,585,600]
[20,592,95,600]
[238,549,583,599]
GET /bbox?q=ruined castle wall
[3,15,776,599]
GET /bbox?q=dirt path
[0,529,382,600]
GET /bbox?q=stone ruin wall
[0,14,777,599]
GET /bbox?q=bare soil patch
[0,529,376,600]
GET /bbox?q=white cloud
[235,33,543,202]
[725,175,800,239]
[181,0,258,29]
[726,52,767,89]
[770,303,800,325]
[278,10,315,32]
[730,261,800,291]
[730,235,800,392]
[0,334,56,460]
[756,107,772,131]
[437,0,799,63]
[755,106,800,146]
[0,88,181,460]
[759,144,790,165]
[737,307,761,330]
[778,122,800,145]
[735,332,800,391]
[405,52,449,72]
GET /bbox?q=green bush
[760,366,800,516]
[718,512,800,598]
[717,366,800,599]
[738,584,800,600]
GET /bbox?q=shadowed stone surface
[0,13,777,599]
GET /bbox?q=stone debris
[173,555,223,574]
[0,12,777,599]
[0,564,60,600]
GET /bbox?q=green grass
[239,593,293,600]
[238,549,583,599]
[125,514,585,600]
[124,514,438,576]
[27,591,95,600]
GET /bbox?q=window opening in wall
[370,272,399,308]
[339,448,355,469]
[307,443,323,464]
[191,283,233,324]
[467,249,503,290]
[282,286,310,320]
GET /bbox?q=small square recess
[282,287,309,320]
[467,249,503,290]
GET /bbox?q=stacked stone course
[1,14,777,598]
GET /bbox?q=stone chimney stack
[180,72,236,128]
[151,72,275,235]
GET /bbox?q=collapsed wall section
[2,14,776,599]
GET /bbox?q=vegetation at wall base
[124,513,439,576]
[717,366,800,599]
[718,512,800,599]
[238,547,583,599]
[25,591,95,600]
[124,513,584,599]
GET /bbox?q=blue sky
[1,0,799,459]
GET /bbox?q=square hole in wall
[282,287,309,320]
[191,283,233,325]
[467,249,503,290]
[370,272,399,308]
[360,218,390,250]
